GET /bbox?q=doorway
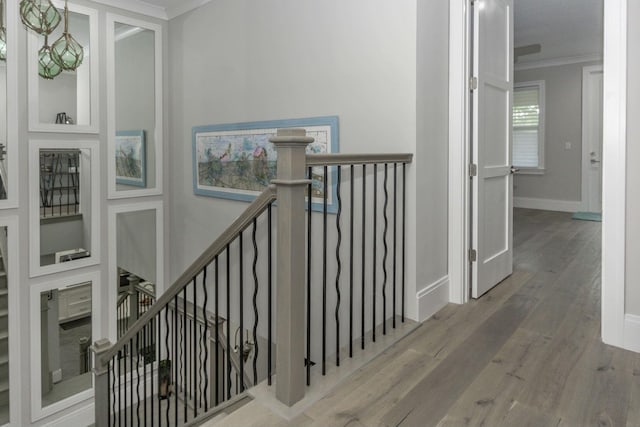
[449,0,609,305]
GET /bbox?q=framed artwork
[115,130,146,187]
[192,116,339,212]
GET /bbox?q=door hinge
[469,163,478,177]
[469,249,477,262]
[470,76,478,91]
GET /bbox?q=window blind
[513,86,541,168]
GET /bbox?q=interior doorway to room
[468,0,604,298]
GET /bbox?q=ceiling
[514,0,603,66]
[97,0,604,67]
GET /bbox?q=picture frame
[115,130,146,187]
[192,116,339,213]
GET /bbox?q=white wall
[167,0,452,324]
[514,61,601,204]
[625,0,640,316]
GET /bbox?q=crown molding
[167,0,213,19]
[91,0,213,20]
[515,53,603,71]
[91,0,168,19]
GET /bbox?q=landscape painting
[192,116,339,212]
[116,130,146,187]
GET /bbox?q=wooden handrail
[306,153,413,166]
[100,185,277,363]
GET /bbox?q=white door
[581,65,604,213]
[471,0,514,298]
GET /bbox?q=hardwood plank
[498,401,562,427]
[304,348,437,426]
[406,270,533,360]
[556,338,634,427]
[379,293,538,427]
[436,328,552,427]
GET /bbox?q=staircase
[93,129,413,426]
[0,235,9,425]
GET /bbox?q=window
[513,81,545,171]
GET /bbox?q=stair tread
[0,332,7,340]
[0,289,7,296]
[0,355,8,365]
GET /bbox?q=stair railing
[93,129,413,426]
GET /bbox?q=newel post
[93,338,112,427]
[270,128,313,406]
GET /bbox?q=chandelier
[20,0,84,79]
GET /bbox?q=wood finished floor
[214,208,640,427]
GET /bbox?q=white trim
[106,14,164,199]
[90,0,213,20]
[513,197,581,213]
[581,65,604,212]
[513,80,546,171]
[107,201,165,342]
[0,0,19,209]
[42,403,94,427]
[0,216,22,427]
[416,276,450,322]
[29,140,101,277]
[601,0,627,349]
[448,0,471,304]
[167,0,214,19]
[515,53,603,71]
[91,0,167,20]
[29,272,101,422]
[27,1,100,134]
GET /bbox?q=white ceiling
[514,0,603,65]
[96,0,603,67]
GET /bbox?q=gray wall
[416,0,449,292]
[514,61,600,202]
[116,210,157,284]
[168,0,450,322]
[626,0,640,315]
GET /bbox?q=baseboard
[44,403,94,427]
[623,314,640,353]
[514,197,581,213]
[416,275,449,322]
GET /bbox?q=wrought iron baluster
[373,163,377,342]
[402,163,406,322]
[193,275,198,418]
[393,163,398,328]
[268,204,273,386]
[136,335,141,426]
[214,257,219,406]
[226,245,232,400]
[361,164,366,350]
[306,166,312,386]
[382,164,389,335]
[335,166,342,366]
[239,231,245,392]
[322,165,328,375]
[349,165,354,358]
[174,296,178,426]
[183,287,188,422]
[251,218,259,385]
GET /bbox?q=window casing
[513,81,545,172]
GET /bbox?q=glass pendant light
[0,0,6,61]
[39,35,62,79]
[51,0,83,71]
[19,0,61,35]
